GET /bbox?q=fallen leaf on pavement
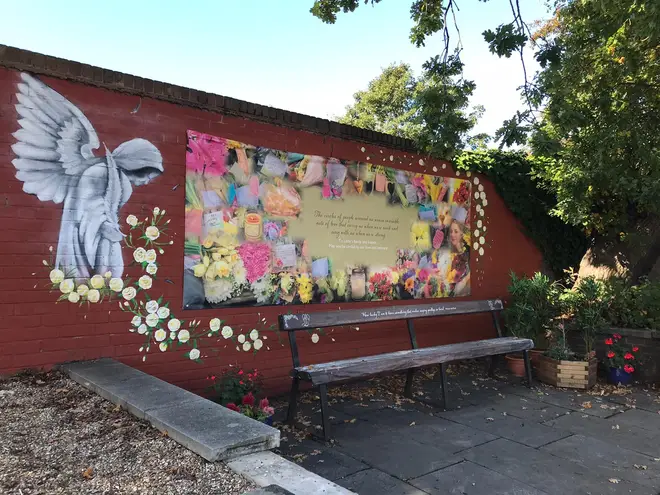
[82,467,93,479]
[608,478,619,484]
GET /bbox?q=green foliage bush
[602,278,660,330]
[503,272,562,342]
[455,150,588,276]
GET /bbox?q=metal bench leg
[319,384,331,442]
[523,350,533,387]
[404,369,415,398]
[487,355,498,377]
[440,363,449,409]
[286,377,299,424]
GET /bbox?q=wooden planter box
[536,355,597,389]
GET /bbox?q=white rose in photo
[177,329,190,343]
[50,269,65,284]
[138,275,153,290]
[146,249,157,263]
[87,289,100,303]
[77,284,89,297]
[145,226,160,241]
[237,334,245,344]
[154,329,166,342]
[131,316,142,327]
[59,279,74,294]
[159,342,168,352]
[189,348,200,360]
[146,313,159,327]
[146,263,158,275]
[157,307,170,319]
[122,287,137,301]
[167,318,181,331]
[90,274,105,289]
[242,341,252,352]
[254,339,263,350]
[209,318,221,332]
[221,326,233,339]
[311,333,320,344]
[68,292,80,303]
[138,324,148,335]
[133,247,147,263]
[145,300,159,314]
[126,214,138,227]
[249,329,259,341]
[109,278,124,292]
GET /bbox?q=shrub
[207,367,263,406]
[603,278,660,329]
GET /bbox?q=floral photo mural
[183,130,473,310]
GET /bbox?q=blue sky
[1,0,550,139]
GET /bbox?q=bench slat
[295,337,533,385]
[280,299,503,331]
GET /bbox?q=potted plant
[537,277,606,389]
[207,367,275,425]
[226,393,276,425]
[503,272,561,376]
[603,332,639,385]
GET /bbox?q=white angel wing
[11,72,101,204]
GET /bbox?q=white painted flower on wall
[131,316,142,327]
[50,269,65,284]
[146,263,158,275]
[177,330,190,343]
[189,348,200,361]
[145,249,157,263]
[87,289,100,303]
[59,279,74,294]
[90,275,105,289]
[138,275,153,290]
[122,287,136,301]
[134,248,147,263]
[126,215,138,227]
[146,313,159,327]
[167,318,181,331]
[145,226,160,241]
[145,300,159,314]
[222,326,233,339]
[68,292,80,303]
[109,278,124,292]
[157,307,170,319]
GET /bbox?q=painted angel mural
[11,73,164,279]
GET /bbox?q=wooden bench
[279,299,534,440]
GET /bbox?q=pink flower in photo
[186,131,229,176]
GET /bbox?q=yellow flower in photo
[193,263,207,278]
[297,274,313,304]
[391,271,400,285]
[214,261,231,278]
[404,277,415,293]
[410,222,431,251]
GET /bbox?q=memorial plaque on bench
[280,299,504,331]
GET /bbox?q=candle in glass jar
[244,213,263,242]
[351,269,366,300]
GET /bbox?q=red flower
[210,375,216,381]
[633,347,639,352]
[624,352,634,360]
[238,370,244,375]
[624,364,634,374]
[605,338,613,345]
[259,398,269,409]
[242,392,255,406]
[607,351,615,358]
[613,333,622,340]
[226,403,239,412]
[247,374,253,380]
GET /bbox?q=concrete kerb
[58,359,353,494]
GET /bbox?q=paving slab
[463,438,654,494]
[607,390,660,413]
[490,396,572,423]
[275,439,368,481]
[608,408,660,433]
[540,435,660,489]
[506,385,627,418]
[336,468,427,495]
[543,413,660,458]
[334,427,462,480]
[228,451,354,495]
[329,397,396,417]
[438,404,571,448]
[409,460,548,495]
[60,358,280,462]
[362,408,497,453]
[243,486,295,495]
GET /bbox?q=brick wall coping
[601,327,660,340]
[0,44,419,153]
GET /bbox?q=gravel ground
[0,370,256,495]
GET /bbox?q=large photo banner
[183,130,472,309]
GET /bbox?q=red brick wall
[0,67,543,394]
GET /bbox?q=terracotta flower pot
[505,354,526,377]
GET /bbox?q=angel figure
[11,73,164,279]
